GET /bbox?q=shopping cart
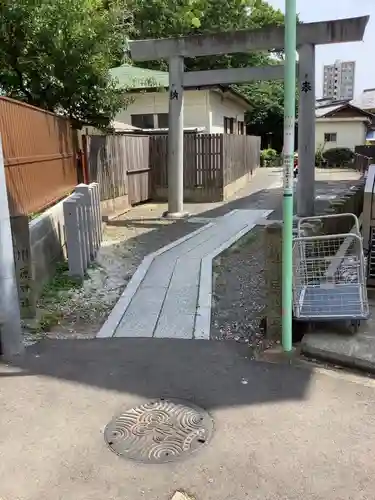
[293,214,369,332]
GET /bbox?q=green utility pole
[282,0,297,352]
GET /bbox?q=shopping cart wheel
[349,320,360,334]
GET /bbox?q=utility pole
[0,135,24,357]
[282,0,297,352]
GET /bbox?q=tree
[0,0,130,127]
[242,79,299,151]
[129,0,284,71]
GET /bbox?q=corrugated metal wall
[0,97,78,215]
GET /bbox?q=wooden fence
[151,134,260,202]
[0,97,78,215]
[86,134,151,207]
[86,132,261,206]
[223,134,261,188]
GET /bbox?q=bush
[261,148,279,167]
[315,149,325,166]
[322,147,355,166]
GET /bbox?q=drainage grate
[104,398,214,463]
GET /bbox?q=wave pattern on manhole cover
[104,398,214,463]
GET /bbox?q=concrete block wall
[29,198,67,293]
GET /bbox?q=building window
[131,114,155,129]
[224,117,230,134]
[224,116,235,134]
[156,113,169,128]
[238,121,245,135]
[324,133,337,142]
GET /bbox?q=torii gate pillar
[166,56,185,217]
[297,43,316,216]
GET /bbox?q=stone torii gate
[129,16,369,217]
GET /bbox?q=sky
[266,0,375,98]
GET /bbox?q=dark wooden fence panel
[150,134,224,200]
[354,145,375,174]
[151,133,260,201]
[0,96,77,215]
[150,134,168,189]
[355,145,375,158]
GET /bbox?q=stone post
[63,195,85,277]
[264,222,282,341]
[10,215,35,319]
[75,184,93,261]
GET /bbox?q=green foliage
[261,147,279,166]
[315,150,324,166]
[128,0,293,142]
[315,144,326,166]
[0,0,131,127]
[323,147,355,167]
[129,0,284,71]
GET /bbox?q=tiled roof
[352,89,375,110]
[315,103,344,118]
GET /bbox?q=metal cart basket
[293,214,369,326]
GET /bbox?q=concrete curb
[301,335,375,375]
[194,210,273,340]
[96,222,215,338]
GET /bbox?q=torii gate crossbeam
[129,16,369,217]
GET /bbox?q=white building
[315,102,373,152]
[110,64,250,134]
[322,60,356,101]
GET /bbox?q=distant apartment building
[322,60,355,101]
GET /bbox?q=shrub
[322,147,355,166]
[315,149,325,166]
[261,148,279,167]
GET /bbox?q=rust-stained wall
[0,97,78,215]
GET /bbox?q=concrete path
[2,339,375,500]
[98,209,271,340]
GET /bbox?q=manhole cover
[104,398,213,463]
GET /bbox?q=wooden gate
[86,134,151,205]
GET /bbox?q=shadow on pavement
[0,338,314,409]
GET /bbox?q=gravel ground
[24,217,203,342]
[210,226,275,355]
